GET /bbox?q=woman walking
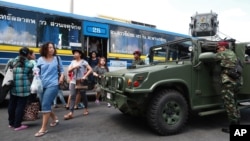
[64,48,92,120]
[34,42,64,137]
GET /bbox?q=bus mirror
[199,52,216,62]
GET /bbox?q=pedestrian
[215,41,242,133]
[88,51,99,86]
[27,49,40,107]
[53,89,67,108]
[63,48,92,120]
[93,57,111,107]
[7,47,34,131]
[34,42,64,137]
[27,49,36,68]
[132,50,145,65]
[65,71,84,110]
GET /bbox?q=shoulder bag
[75,68,89,90]
[0,61,18,103]
[2,61,18,87]
[56,56,69,90]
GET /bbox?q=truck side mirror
[198,52,216,62]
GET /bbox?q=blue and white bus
[0,1,190,80]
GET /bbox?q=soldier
[215,41,241,133]
[132,50,145,66]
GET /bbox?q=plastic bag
[30,75,43,94]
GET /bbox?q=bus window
[37,14,82,49]
[0,7,37,47]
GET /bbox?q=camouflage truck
[100,38,250,135]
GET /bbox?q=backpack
[227,58,243,79]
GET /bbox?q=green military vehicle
[100,38,250,135]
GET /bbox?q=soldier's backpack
[227,58,243,79]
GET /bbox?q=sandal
[64,113,73,120]
[83,109,89,116]
[34,130,48,137]
[50,119,59,127]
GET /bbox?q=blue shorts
[40,86,58,113]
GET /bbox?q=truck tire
[147,89,188,135]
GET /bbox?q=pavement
[0,101,120,141]
[3,89,97,102]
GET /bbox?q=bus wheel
[147,89,188,135]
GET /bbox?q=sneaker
[14,125,28,131]
[107,103,111,108]
[78,103,85,109]
[95,100,100,104]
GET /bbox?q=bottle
[145,54,150,65]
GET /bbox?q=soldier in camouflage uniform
[132,50,145,66]
[215,41,241,133]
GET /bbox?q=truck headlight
[116,78,123,90]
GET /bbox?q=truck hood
[106,63,188,76]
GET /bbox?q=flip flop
[34,130,48,137]
[83,110,89,116]
[50,120,59,127]
[64,113,73,120]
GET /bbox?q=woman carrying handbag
[64,48,92,120]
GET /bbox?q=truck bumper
[105,92,128,109]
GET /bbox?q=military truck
[100,37,250,135]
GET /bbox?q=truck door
[191,42,222,108]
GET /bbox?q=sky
[1,0,250,42]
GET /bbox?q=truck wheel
[147,89,188,135]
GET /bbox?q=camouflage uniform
[216,49,241,123]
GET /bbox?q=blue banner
[83,21,109,38]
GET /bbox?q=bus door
[84,36,108,59]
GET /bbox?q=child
[93,57,111,107]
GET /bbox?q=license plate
[107,93,111,99]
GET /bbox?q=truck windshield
[150,39,193,63]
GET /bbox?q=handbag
[75,79,89,90]
[23,102,40,121]
[56,56,69,90]
[1,61,19,103]
[75,65,95,90]
[2,61,18,87]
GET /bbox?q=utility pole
[70,0,74,13]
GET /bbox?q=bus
[0,1,190,81]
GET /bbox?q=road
[0,101,250,141]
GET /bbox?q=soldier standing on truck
[132,50,145,66]
[215,41,242,133]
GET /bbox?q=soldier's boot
[221,120,240,133]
